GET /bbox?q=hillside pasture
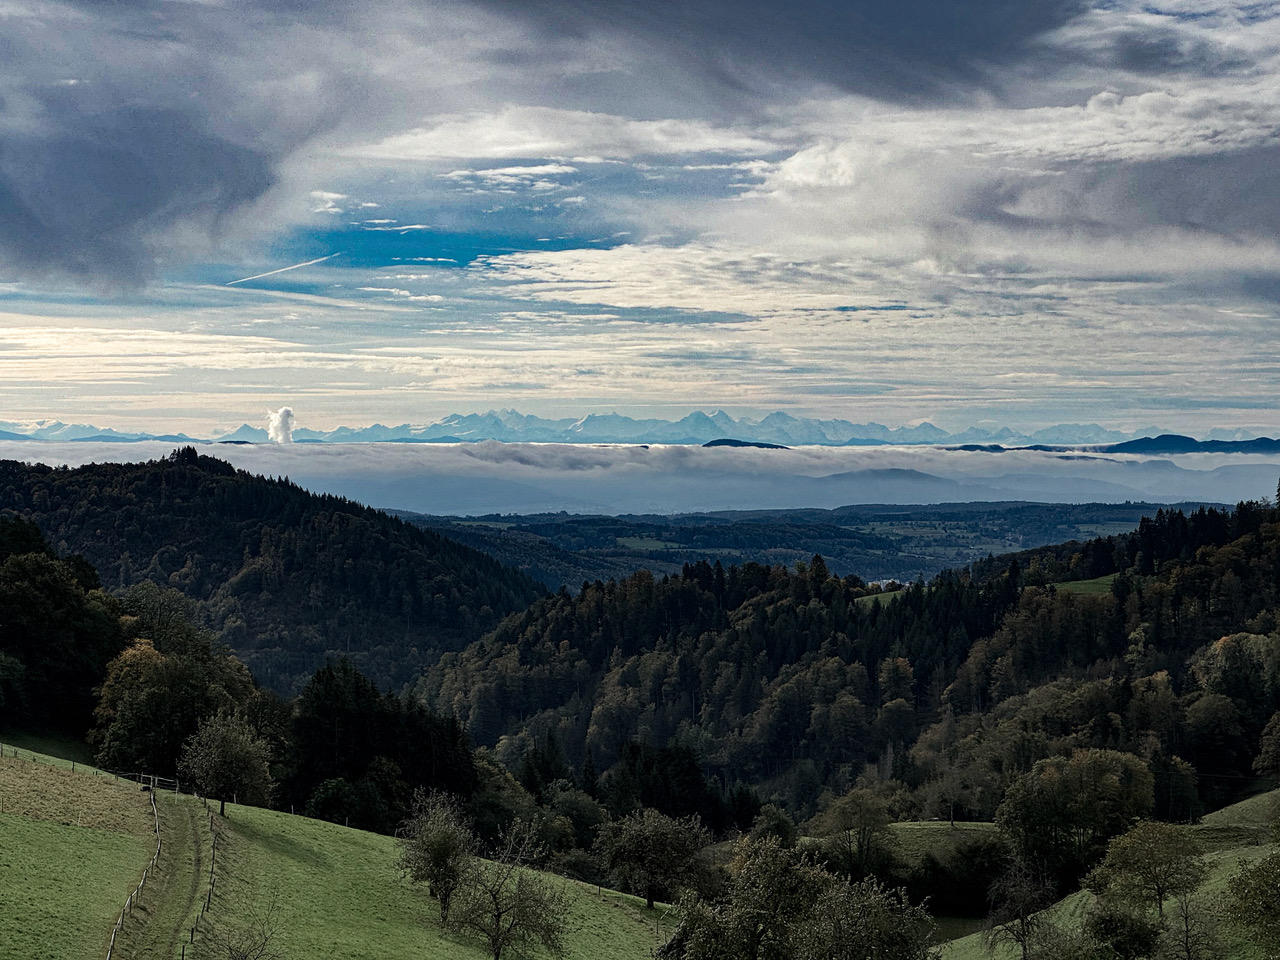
[0,752,154,960]
[198,800,676,960]
[1055,573,1118,595]
[940,788,1280,960]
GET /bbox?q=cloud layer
[4,441,1278,515]
[1,0,1279,433]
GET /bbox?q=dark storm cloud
[477,0,1093,101]
[0,0,376,288]
[0,109,272,288]
[958,147,1280,241]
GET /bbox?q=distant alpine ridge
[1,411,1271,449]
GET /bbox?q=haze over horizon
[1,1,1277,434]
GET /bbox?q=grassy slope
[0,742,674,960]
[939,788,1280,960]
[1056,573,1118,595]
[200,801,675,960]
[889,819,997,862]
[0,750,153,960]
[119,793,212,960]
[15,731,1266,960]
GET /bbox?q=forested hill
[0,449,544,693]
[419,498,1280,819]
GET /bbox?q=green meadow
[0,743,674,960]
[2,738,1273,960]
[0,749,153,960]
[940,788,1280,960]
[1056,573,1119,595]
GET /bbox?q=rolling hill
[0,449,544,693]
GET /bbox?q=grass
[116,793,212,960]
[939,788,1280,960]
[2,745,676,960]
[854,588,903,607]
[0,752,155,960]
[0,814,151,960]
[0,730,94,766]
[199,801,676,960]
[1056,573,1118,595]
[1192,789,1279,851]
[11,735,1272,960]
[889,820,998,866]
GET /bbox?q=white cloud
[266,406,295,443]
[345,106,782,160]
[309,191,349,214]
[441,163,578,181]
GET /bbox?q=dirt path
[116,794,206,959]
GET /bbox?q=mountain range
[0,411,1181,447]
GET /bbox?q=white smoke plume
[267,407,296,443]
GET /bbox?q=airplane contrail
[226,252,343,285]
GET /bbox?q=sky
[1,0,1278,437]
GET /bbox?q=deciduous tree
[1224,813,1280,959]
[178,712,273,816]
[681,835,829,960]
[1085,821,1207,920]
[396,788,476,924]
[984,858,1055,960]
[811,789,892,879]
[596,808,710,909]
[449,819,568,960]
[675,834,935,960]
[995,749,1154,884]
[794,877,936,960]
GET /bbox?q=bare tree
[205,894,284,960]
[449,819,569,960]
[984,858,1055,960]
[1162,887,1220,960]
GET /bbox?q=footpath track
[116,795,206,959]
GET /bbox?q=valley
[2,450,1279,959]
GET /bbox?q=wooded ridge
[0,448,544,692]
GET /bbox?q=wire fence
[183,797,220,960]
[0,742,222,960]
[105,787,162,960]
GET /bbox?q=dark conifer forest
[0,449,544,692]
